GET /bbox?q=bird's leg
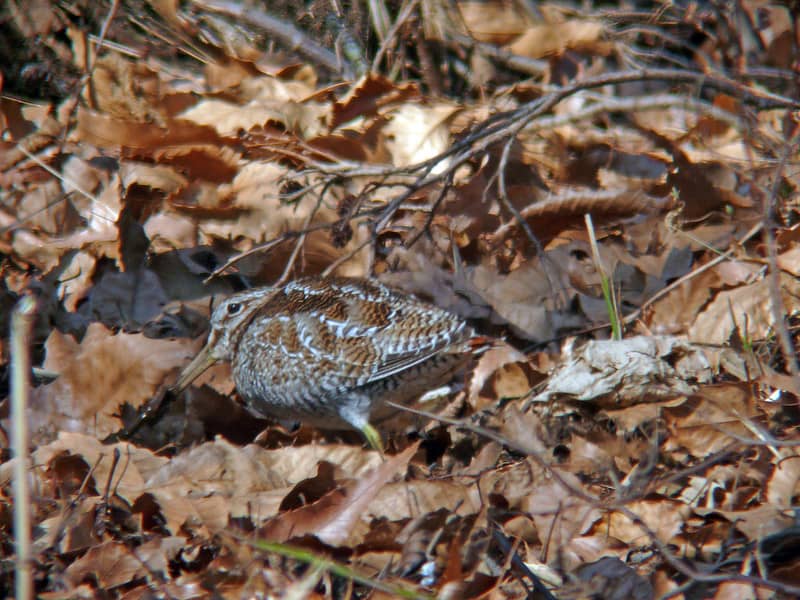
[339,397,385,457]
[361,423,385,457]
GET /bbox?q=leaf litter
[1,1,799,598]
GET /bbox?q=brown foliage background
[1,1,799,598]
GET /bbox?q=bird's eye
[227,302,242,315]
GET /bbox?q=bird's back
[230,277,472,426]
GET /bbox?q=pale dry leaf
[61,155,111,210]
[64,537,184,589]
[766,455,800,508]
[457,1,533,43]
[661,386,761,458]
[86,54,165,122]
[647,268,723,335]
[180,97,327,138]
[600,400,683,434]
[144,210,200,252]
[777,244,800,276]
[531,336,712,408]
[495,407,549,455]
[477,456,548,507]
[507,21,607,58]
[604,499,689,545]
[689,273,800,344]
[695,504,794,541]
[57,250,97,312]
[569,557,654,600]
[15,179,66,234]
[316,442,419,545]
[120,161,188,196]
[142,438,384,531]
[467,263,558,341]
[36,497,101,555]
[381,103,458,173]
[521,472,603,566]
[23,432,168,504]
[563,435,616,476]
[713,580,760,599]
[712,258,761,286]
[467,342,530,410]
[369,479,477,521]
[208,162,308,240]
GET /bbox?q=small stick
[11,295,37,600]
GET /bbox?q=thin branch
[761,125,800,379]
[11,294,37,600]
[371,0,420,73]
[195,0,350,77]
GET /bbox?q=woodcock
[173,276,477,452]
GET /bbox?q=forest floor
[1,1,800,598]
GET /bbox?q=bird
[172,276,478,453]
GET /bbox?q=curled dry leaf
[466,342,534,412]
[531,336,713,408]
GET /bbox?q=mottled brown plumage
[173,276,476,451]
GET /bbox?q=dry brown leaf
[458,1,533,44]
[30,324,197,440]
[180,97,327,139]
[766,455,800,508]
[262,442,419,545]
[142,438,384,532]
[86,54,167,122]
[75,107,226,151]
[119,162,189,197]
[467,342,531,411]
[37,433,166,492]
[466,262,565,341]
[64,537,184,589]
[662,386,761,458]
[647,267,723,335]
[520,472,604,567]
[688,273,800,344]
[331,73,420,129]
[507,21,608,58]
[604,499,689,545]
[695,504,794,541]
[777,244,800,276]
[370,480,478,521]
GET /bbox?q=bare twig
[11,294,37,600]
[761,126,800,379]
[195,0,351,77]
[371,0,420,73]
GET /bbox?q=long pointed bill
[172,345,218,393]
